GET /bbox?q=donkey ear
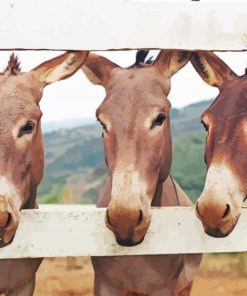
[191,51,237,88]
[154,50,191,78]
[32,51,88,86]
[81,53,119,87]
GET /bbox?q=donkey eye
[98,119,108,133]
[151,113,166,129]
[101,123,107,131]
[18,121,35,137]
[201,120,209,132]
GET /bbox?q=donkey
[190,51,247,238]
[82,50,202,296]
[0,50,88,296]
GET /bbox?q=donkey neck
[151,175,180,207]
[23,188,38,209]
[151,181,163,206]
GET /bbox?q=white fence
[0,205,246,259]
[0,0,246,51]
[0,0,247,258]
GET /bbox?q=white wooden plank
[0,1,246,51]
[0,205,247,259]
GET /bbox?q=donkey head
[82,50,191,245]
[0,51,88,245]
[191,51,247,237]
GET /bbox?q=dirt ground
[34,254,247,296]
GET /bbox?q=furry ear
[154,50,191,77]
[32,51,88,85]
[191,51,237,88]
[81,52,119,87]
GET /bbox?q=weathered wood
[0,1,246,51]
[0,205,246,259]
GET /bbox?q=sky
[0,50,246,123]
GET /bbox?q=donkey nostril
[222,204,231,219]
[0,212,10,228]
[106,209,113,227]
[137,210,143,226]
[6,213,12,228]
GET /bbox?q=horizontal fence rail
[0,1,247,51]
[0,205,247,259]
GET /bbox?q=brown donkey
[191,51,247,238]
[82,51,201,295]
[0,51,88,296]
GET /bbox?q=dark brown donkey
[82,51,201,295]
[190,51,247,238]
[0,51,88,296]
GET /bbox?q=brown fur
[177,283,193,296]
[4,53,21,74]
[0,51,88,295]
[191,51,247,237]
[82,51,201,295]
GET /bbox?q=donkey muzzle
[0,196,20,245]
[196,197,240,238]
[106,200,151,246]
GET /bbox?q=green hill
[38,99,213,204]
[171,131,206,202]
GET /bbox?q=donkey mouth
[205,217,240,238]
[205,227,229,238]
[116,236,145,247]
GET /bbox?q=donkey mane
[4,53,21,75]
[129,50,154,69]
